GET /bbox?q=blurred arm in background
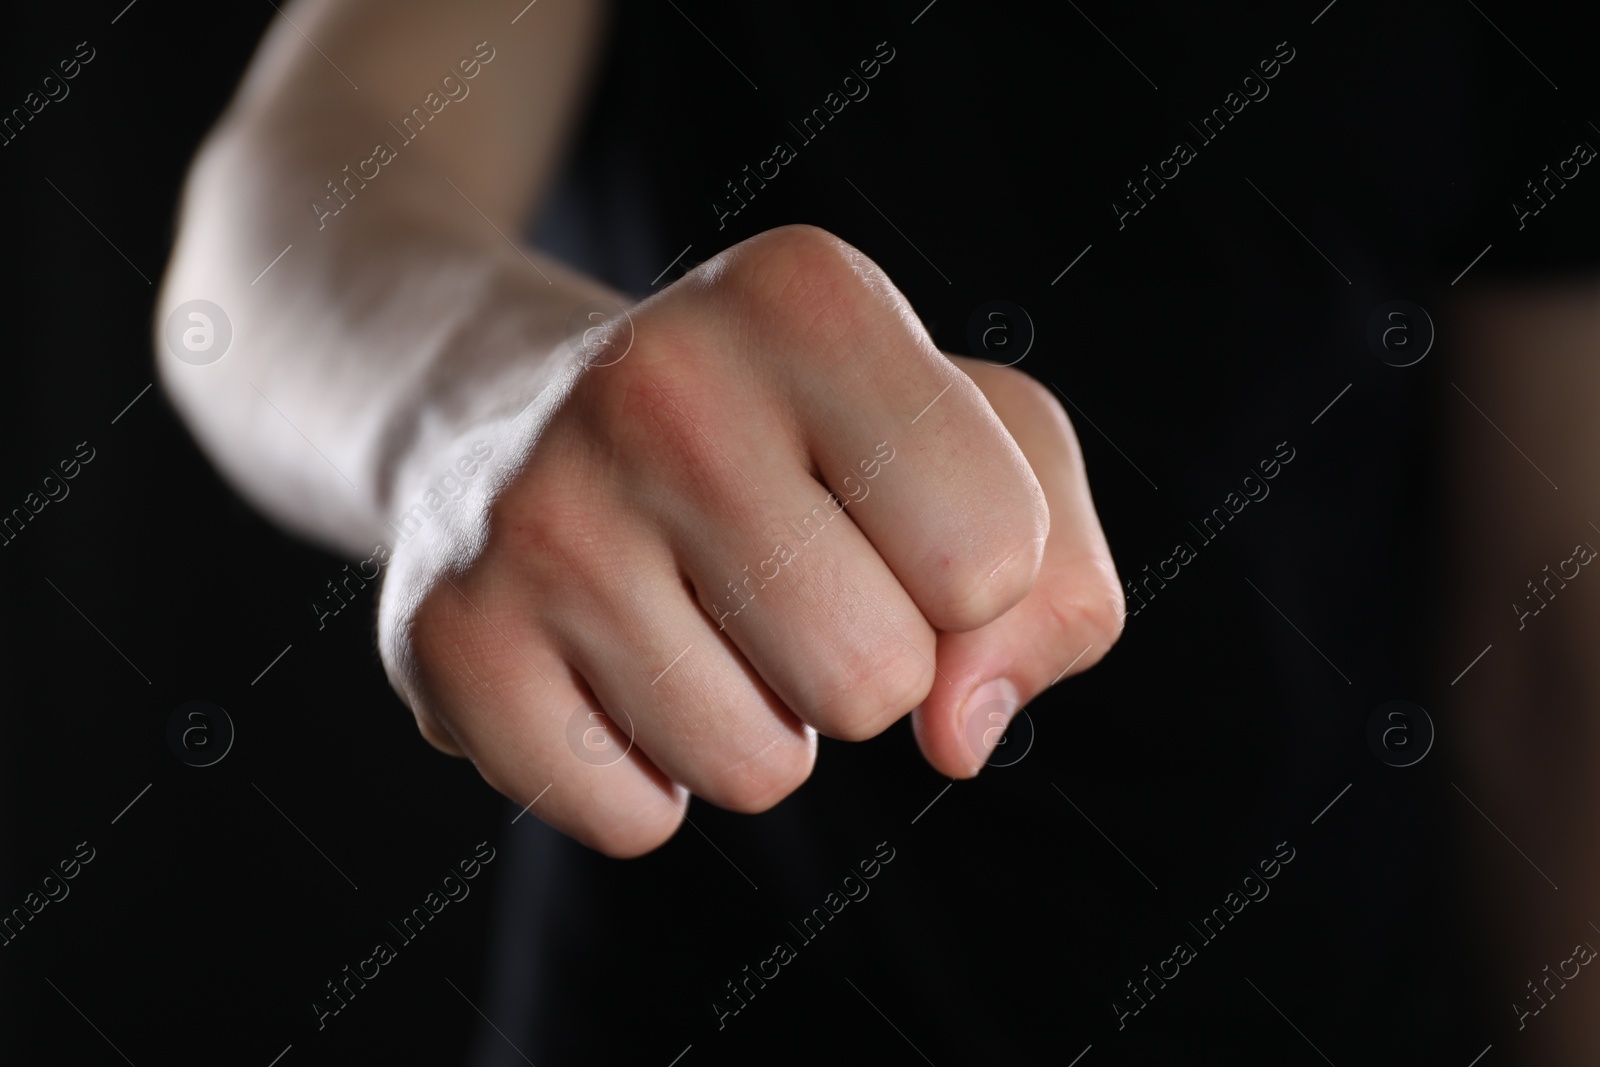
[1450,276,1600,1064]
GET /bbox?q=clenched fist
[377,225,1124,856]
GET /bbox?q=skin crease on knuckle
[1084,556,1128,649]
[1004,377,1127,652]
[461,696,685,860]
[921,525,1047,633]
[966,366,1114,641]
[578,758,692,859]
[804,629,935,742]
[547,785,680,860]
[708,727,818,814]
[882,374,1051,631]
[588,811,681,859]
[727,534,934,734]
[1049,576,1123,677]
[906,451,1048,634]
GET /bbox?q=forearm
[160,134,611,554]
[156,0,609,556]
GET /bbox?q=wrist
[374,252,623,535]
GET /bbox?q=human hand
[377,225,1124,856]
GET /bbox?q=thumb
[911,362,1125,777]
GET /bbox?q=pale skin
[159,0,1124,857]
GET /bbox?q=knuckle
[735,223,859,284]
[927,527,1048,631]
[714,225,876,343]
[498,501,604,590]
[809,637,934,741]
[568,332,701,433]
[479,758,683,859]
[1085,559,1128,648]
[579,797,685,859]
[566,359,768,531]
[1044,558,1126,675]
[482,465,644,604]
[705,731,816,814]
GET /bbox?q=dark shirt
[487,2,1600,1063]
